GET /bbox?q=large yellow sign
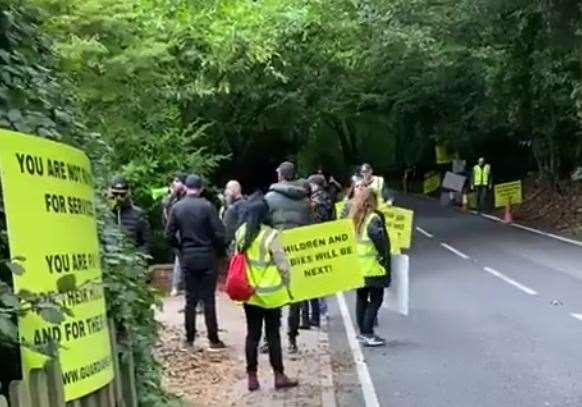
[494,180,523,208]
[281,219,363,303]
[0,130,113,401]
[379,205,414,250]
[423,172,441,194]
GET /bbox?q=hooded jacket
[264,181,312,230]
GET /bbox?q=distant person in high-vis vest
[235,198,298,392]
[360,163,394,206]
[471,157,492,212]
[348,187,391,347]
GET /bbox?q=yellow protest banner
[423,172,441,194]
[280,219,363,303]
[0,130,113,401]
[379,205,414,250]
[494,180,523,208]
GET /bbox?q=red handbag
[225,253,255,301]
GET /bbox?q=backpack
[225,252,255,302]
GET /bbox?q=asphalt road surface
[328,195,582,407]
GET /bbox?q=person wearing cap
[360,163,393,207]
[471,157,492,213]
[165,174,227,351]
[264,161,313,354]
[108,176,151,254]
[162,172,188,296]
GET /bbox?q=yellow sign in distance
[0,130,113,401]
[379,205,414,250]
[494,180,523,208]
[280,219,364,303]
[423,172,441,194]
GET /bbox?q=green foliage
[0,2,172,404]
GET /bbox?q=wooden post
[46,358,66,406]
[29,370,50,406]
[9,380,31,407]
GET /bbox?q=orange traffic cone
[502,201,513,224]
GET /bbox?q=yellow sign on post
[0,130,113,401]
[494,180,523,208]
[379,205,414,250]
[423,172,441,194]
[280,219,363,303]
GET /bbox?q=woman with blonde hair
[348,187,391,347]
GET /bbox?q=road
[328,195,582,407]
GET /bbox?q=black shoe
[208,340,227,352]
[298,322,311,330]
[288,341,298,354]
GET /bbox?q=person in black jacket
[264,161,313,354]
[222,180,246,250]
[109,176,151,254]
[165,174,227,351]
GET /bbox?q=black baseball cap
[110,175,129,191]
[174,172,187,184]
[277,161,295,180]
[185,174,203,190]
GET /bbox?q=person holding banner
[348,188,391,347]
[265,161,313,354]
[235,198,299,392]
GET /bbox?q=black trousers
[244,304,284,374]
[301,299,320,325]
[356,287,384,335]
[183,268,219,343]
[475,186,489,212]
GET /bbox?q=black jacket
[365,213,391,288]
[165,195,225,263]
[222,197,247,246]
[264,181,313,230]
[311,189,334,223]
[113,201,151,254]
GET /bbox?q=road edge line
[336,293,380,407]
[479,213,582,247]
[319,318,338,407]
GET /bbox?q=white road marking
[570,313,582,322]
[441,243,470,260]
[481,213,501,222]
[416,226,434,238]
[483,267,538,296]
[546,233,582,248]
[336,293,380,407]
[479,213,582,248]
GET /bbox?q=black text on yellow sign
[494,180,523,208]
[0,130,113,401]
[280,219,364,303]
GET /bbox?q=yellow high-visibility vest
[235,224,291,308]
[473,164,491,187]
[356,213,387,278]
[369,176,385,205]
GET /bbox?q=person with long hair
[348,187,391,347]
[235,198,299,391]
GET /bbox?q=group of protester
[108,160,394,392]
